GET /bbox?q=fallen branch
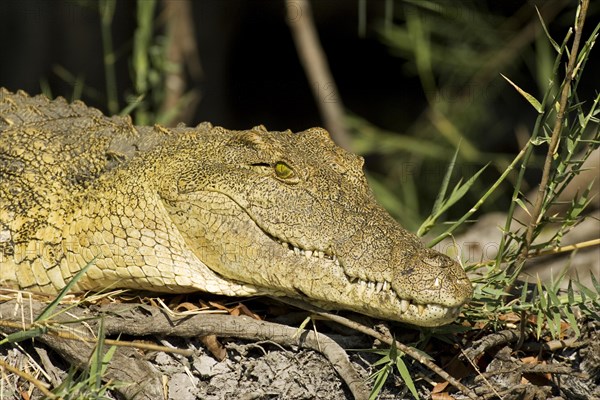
[285,0,352,150]
[0,299,369,400]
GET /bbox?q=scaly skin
[0,89,472,326]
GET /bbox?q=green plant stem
[100,0,119,115]
[427,144,528,247]
[519,0,589,261]
[498,24,576,278]
[133,0,157,125]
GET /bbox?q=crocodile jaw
[274,243,466,326]
[165,191,471,327]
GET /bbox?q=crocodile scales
[0,88,472,326]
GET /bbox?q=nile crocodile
[0,88,472,326]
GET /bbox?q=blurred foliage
[346,1,595,232]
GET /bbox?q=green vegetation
[353,1,599,398]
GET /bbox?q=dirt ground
[0,296,599,400]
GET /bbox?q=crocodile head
[155,124,472,326]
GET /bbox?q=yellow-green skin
[0,89,472,326]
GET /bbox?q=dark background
[1,0,598,229]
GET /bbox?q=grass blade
[431,145,459,215]
[396,356,419,399]
[35,259,95,322]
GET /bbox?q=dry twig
[285,0,352,150]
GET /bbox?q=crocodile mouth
[273,238,462,322]
[176,190,465,325]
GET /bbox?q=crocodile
[0,88,472,327]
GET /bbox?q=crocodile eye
[274,162,295,179]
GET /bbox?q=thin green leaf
[578,278,588,303]
[545,285,561,308]
[535,6,560,52]
[429,142,529,247]
[514,198,532,217]
[537,279,547,309]
[119,94,145,116]
[371,354,392,367]
[519,281,529,304]
[101,342,119,375]
[501,74,543,113]
[574,280,597,299]
[389,337,398,360]
[368,365,390,400]
[432,145,459,215]
[419,163,488,236]
[93,317,106,390]
[550,310,560,338]
[536,308,544,339]
[531,279,539,301]
[567,280,575,304]
[581,304,600,321]
[481,286,511,297]
[590,273,600,293]
[1,327,47,345]
[90,324,101,389]
[35,258,96,322]
[396,356,419,399]
[564,307,580,337]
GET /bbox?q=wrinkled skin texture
[0,89,472,326]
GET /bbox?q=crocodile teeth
[274,236,335,262]
[349,276,395,295]
[400,299,410,313]
[275,238,456,320]
[281,241,333,262]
